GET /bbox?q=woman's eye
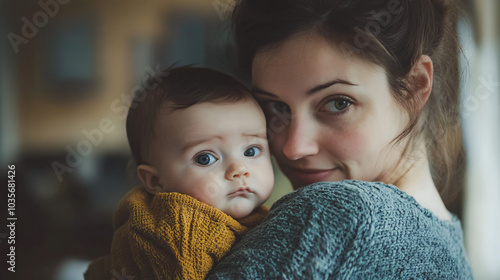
[244,146,261,157]
[322,98,352,112]
[263,101,290,115]
[272,102,290,113]
[194,153,218,166]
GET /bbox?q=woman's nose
[225,161,250,180]
[282,117,319,161]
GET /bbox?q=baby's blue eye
[244,146,261,157]
[323,98,352,112]
[195,153,217,166]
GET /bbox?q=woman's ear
[137,164,163,194]
[408,55,433,109]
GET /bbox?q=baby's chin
[223,201,259,219]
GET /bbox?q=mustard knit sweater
[84,186,268,280]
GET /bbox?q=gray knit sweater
[207,180,473,279]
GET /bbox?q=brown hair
[232,0,464,197]
[126,66,252,165]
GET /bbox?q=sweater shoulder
[208,181,473,279]
[271,180,393,219]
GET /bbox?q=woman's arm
[207,181,375,279]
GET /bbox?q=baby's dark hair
[126,65,252,165]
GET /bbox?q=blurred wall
[16,0,215,152]
[462,1,500,279]
[1,0,19,166]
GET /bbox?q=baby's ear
[137,164,162,194]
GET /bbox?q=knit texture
[207,180,473,279]
[84,186,268,280]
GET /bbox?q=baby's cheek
[185,170,224,207]
[259,163,275,198]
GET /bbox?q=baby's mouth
[228,187,253,196]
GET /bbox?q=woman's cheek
[268,129,287,156]
[325,127,367,161]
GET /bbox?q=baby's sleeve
[86,188,258,280]
[128,192,254,279]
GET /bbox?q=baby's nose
[225,162,249,180]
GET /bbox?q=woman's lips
[288,167,338,186]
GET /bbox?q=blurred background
[0,0,498,279]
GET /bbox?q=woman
[208,0,473,278]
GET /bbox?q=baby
[85,66,274,280]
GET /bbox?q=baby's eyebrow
[243,132,267,140]
[182,136,222,153]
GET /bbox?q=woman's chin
[289,168,342,189]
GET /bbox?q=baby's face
[152,99,274,219]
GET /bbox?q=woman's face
[252,32,409,189]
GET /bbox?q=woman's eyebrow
[306,79,358,95]
[251,87,277,98]
[252,79,358,98]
